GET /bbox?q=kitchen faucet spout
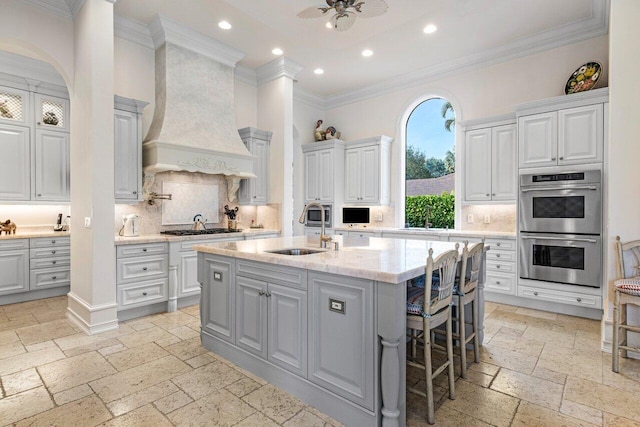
[299,203,332,249]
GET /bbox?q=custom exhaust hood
[143,15,255,201]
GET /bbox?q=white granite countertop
[195,235,486,283]
[0,230,70,240]
[334,226,516,239]
[114,229,281,245]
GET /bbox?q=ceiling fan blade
[331,12,356,31]
[297,5,331,19]
[353,0,388,18]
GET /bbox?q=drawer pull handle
[52,276,57,280]
[142,248,147,252]
[52,240,56,244]
[51,250,56,254]
[496,254,500,258]
[533,291,539,296]
[577,298,582,302]
[142,292,147,296]
[52,261,56,265]
[258,290,265,296]
[496,243,501,247]
[142,267,147,271]
[496,281,501,285]
[496,265,500,268]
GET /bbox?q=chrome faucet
[298,202,332,248]
[424,206,433,229]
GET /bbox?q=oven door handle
[520,186,598,193]
[520,235,598,243]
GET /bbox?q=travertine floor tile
[179,305,200,318]
[236,412,280,426]
[98,343,127,357]
[463,369,493,388]
[0,315,39,333]
[15,394,112,427]
[561,399,603,425]
[25,339,58,352]
[0,346,66,376]
[224,376,263,398]
[32,308,68,324]
[282,409,331,426]
[168,326,200,340]
[439,380,519,427]
[153,390,193,414]
[538,344,603,383]
[99,403,172,427]
[167,388,256,426]
[16,319,78,345]
[53,383,94,406]
[55,332,120,352]
[479,345,537,375]
[184,352,217,369]
[89,355,190,403]
[106,380,179,417]
[0,340,25,359]
[0,329,19,345]
[306,406,345,427]
[531,365,567,385]
[38,351,116,394]
[2,367,43,396]
[514,307,558,320]
[105,342,169,371]
[485,331,545,358]
[602,353,640,393]
[491,368,563,410]
[116,326,177,348]
[419,405,494,426]
[171,360,243,400]
[0,386,54,425]
[565,377,640,421]
[163,336,208,361]
[151,312,198,331]
[603,411,640,426]
[521,325,577,347]
[242,384,306,424]
[468,361,500,377]
[511,401,597,426]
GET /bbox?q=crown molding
[293,87,326,110]
[234,65,257,87]
[114,15,153,48]
[65,0,84,16]
[256,56,303,86]
[0,50,67,89]
[323,0,609,109]
[515,87,609,116]
[22,0,72,20]
[149,14,244,67]
[458,113,516,131]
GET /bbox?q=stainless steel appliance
[304,204,332,228]
[519,170,602,288]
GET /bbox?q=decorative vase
[228,219,237,231]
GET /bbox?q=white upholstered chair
[406,245,459,425]
[612,236,640,373]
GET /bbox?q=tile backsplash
[460,204,516,232]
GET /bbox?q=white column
[257,57,303,237]
[67,0,118,334]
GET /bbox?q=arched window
[404,97,456,228]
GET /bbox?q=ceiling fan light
[272,48,283,56]
[218,21,232,30]
[362,49,373,57]
[314,68,324,75]
[423,24,437,34]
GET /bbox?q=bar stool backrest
[425,244,460,316]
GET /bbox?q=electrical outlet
[84,217,92,228]
[467,214,474,223]
[484,214,491,224]
[375,213,383,222]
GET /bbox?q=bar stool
[406,245,459,425]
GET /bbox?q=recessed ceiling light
[325,22,333,29]
[423,24,437,34]
[362,49,373,57]
[218,21,232,30]
[272,48,283,56]
[314,68,324,75]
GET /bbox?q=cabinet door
[0,124,30,200]
[558,104,603,165]
[35,94,70,132]
[114,109,140,201]
[253,139,269,203]
[200,255,235,343]
[360,145,380,203]
[236,276,268,358]
[0,86,29,127]
[308,272,374,410]
[0,250,29,296]
[518,112,557,168]
[268,283,307,377]
[304,151,319,202]
[344,148,361,203]
[178,251,201,298]
[491,124,517,201]
[35,129,69,201]
[464,128,491,201]
[317,149,335,202]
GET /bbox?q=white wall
[234,79,258,129]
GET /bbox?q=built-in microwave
[305,204,332,228]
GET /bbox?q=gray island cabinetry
[196,235,487,427]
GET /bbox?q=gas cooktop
[160,228,242,236]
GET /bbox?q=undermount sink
[265,248,325,256]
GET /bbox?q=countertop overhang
[194,235,487,283]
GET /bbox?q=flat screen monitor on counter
[343,207,370,224]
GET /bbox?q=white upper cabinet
[302,140,345,204]
[238,127,272,205]
[462,116,516,203]
[114,95,147,203]
[0,124,30,200]
[517,88,607,169]
[343,135,392,205]
[34,129,69,201]
[0,86,29,127]
[35,93,69,133]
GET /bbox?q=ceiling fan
[297,0,389,32]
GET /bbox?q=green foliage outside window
[405,193,455,229]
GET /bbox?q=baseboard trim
[66,292,119,335]
[485,292,603,319]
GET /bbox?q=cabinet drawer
[116,243,167,258]
[118,278,168,310]
[0,239,29,251]
[519,285,601,309]
[486,260,515,273]
[30,256,70,269]
[236,260,307,290]
[486,250,515,262]
[117,254,168,284]
[30,246,70,259]
[30,237,70,248]
[30,266,70,290]
[485,238,515,251]
[485,272,516,295]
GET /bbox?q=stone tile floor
[0,297,639,426]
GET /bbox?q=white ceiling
[113,0,607,98]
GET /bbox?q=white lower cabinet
[519,285,601,309]
[29,237,70,291]
[116,243,168,311]
[0,240,29,296]
[484,238,517,295]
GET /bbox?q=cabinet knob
[52,261,56,265]
[52,276,57,280]
[486,194,490,197]
[142,248,147,252]
[496,281,501,285]
[133,191,137,195]
[37,122,41,125]
[577,297,582,302]
[496,243,501,247]
[142,267,147,271]
[52,240,56,244]
[258,290,265,296]
[37,194,42,197]
[551,157,556,161]
[51,250,56,254]
[496,254,500,258]
[496,265,500,268]
[559,157,564,160]
[265,291,271,298]
[492,193,496,196]
[533,291,539,296]
[142,292,147,296]
[253,196,256,199]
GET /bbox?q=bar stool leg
[612,289,620,373]
[423,318,435,425]
[472,295,480,363]
[458,295,468,378]
[446,310,456,400]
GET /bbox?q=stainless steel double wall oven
[519,170,602,288]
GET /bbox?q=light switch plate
[484,214,491,224]
[467,214,474,223]
[84,217,91,228]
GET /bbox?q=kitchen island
[195,235,487,427]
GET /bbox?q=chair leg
[612,289,620,373]
[446,309,456,400]
[458,296,468,378]
[411,329,417,359]
[621,302,628,359]
[472,296,480,363]
[423,320,435,425]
